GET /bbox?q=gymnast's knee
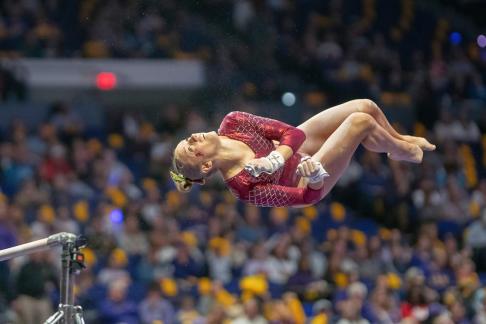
[355,99,379,115]
[347,112,376,133]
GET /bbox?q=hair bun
[175,179,193,192]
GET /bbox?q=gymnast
[170,99,436,207]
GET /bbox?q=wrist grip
[245,151,285,177]
[307,162,330,183]
[298,156,330,183]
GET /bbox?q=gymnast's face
[174,131,219,176]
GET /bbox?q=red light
[96,72,117,91]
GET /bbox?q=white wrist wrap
[266,151,285,172]
[308,162,330,183]
[300,156,330,183]
[244,150,285,177]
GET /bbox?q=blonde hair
[170,155,205,193]
[170,170,193,192]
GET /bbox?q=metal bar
[0,232,76,262]
[0,232,84,324]
[0,237,53,261]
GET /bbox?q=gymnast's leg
[358,99,435,151]
[297,99,435,156]
[304,112,422,198]
[360,118,423,163]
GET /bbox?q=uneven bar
[0,232,76,261]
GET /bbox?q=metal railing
[0,233,87,324]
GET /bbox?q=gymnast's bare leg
[297,99,435,157]
[298,112,423,198]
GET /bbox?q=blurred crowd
[0,0,485,323]
[0,98,483,324]
[0,0,485,109]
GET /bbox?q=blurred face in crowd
[0,201,7,221]
[432,247,448,268]
[245,205,261,226]
[444,234,457,253]
[181,296,195,311]
[407,285,426,305]
[243,299,260,318]
[207,305,227,322]
[433,314,454,324]
[109,284,127,302]
[450,301,466,322]
[348,283,367,304]
[174,131,219,179]
[125,216,140,233]
[368,236,381,254]
[417,234,432,252]
[355,245,369,261]
[371,287,390,309]
[340,299,361,320]
[250,243,267,260]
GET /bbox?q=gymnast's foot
[387,144,423,164]
[402,135,436,151]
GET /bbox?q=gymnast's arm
[227,111,306,159]
[246,183,323,208]
[252,115,304,160]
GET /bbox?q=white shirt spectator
[207,251,232,284]
[466,211,486,249]
[448,120,481,143]
[265,256,297,284]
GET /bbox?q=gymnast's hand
[296,156,330,184]
[245,151,285,177]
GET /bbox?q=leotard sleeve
[221,111,306,153]
[245,183,322,207]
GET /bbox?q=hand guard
[298,156,330,184]
[244,151,285,177]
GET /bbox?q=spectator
[310,299,333,324]
[266,236,298,285]
[366,287,400,324]
[177,295,200,324]
[232,298,267,324]
[98,279,138,324]
[1,142,35,195]
[48,102,84,139]
[14,179,49,215]
[473,289,486,323]
[118,215,149,256]
[400,268,435,322]
[194,304,228,324]
[434,109,458,144]
[54,205,79,234]
[286,254,327,300]
[97,248,131,286]
[14,252,57,324]
[354,239,385,282]
[466,209,486,272]
[236,205,266,244]
[138,282,176,324]
[39,143,71,183]
[207,237,233,284]
[0,199,16,302]
[336,298,370,324]
[100,149,132,187]
[172,242,204,279]
[0,199,16,250]
[450,108,481,143]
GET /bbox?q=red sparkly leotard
[218,111,323,207]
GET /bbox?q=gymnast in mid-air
[170,99,436,207]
